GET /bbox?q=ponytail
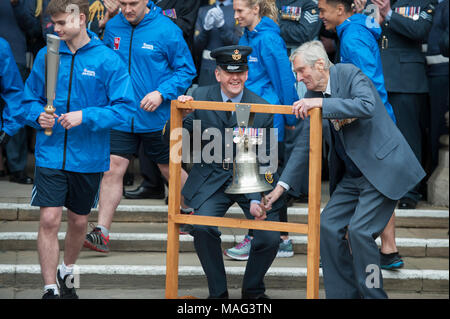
[259,0,278,24]
[242,0,279,24]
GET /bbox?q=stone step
[0,203,448,229]
[0,251,448,294]
[1,287,449,299]
[0,221,448,257]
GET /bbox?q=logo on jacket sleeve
[114,37,121,50]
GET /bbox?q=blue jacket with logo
[22,31,136,173]
[103,2,197,133]
[336,13,396,123]
[0,37,25,136]
[239,16,299,141]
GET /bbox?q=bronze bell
[224,104,273,194]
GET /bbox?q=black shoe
[0,170,6,178]
[123,172,134,186]
[124,186,165,199]
[42,289,59,299]
[57,269,79,299]
[9,171,33,184]
[241,292,270,299]
[208,291,229,299]
[380,250,404,270]
[398,197,417,209]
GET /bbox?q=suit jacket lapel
[327,67,346,145]
[329,65,340,97]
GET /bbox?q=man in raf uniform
[172,45,284,299]
[277,0,322,54]
[372,0,437,209]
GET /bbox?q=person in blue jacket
[84,0,196,254]
[235,0,299,141]
[21,0,136,299]
[317,0,404,271]
[319,0,396,123]
[224,0,298,261]
[0,37,25,149]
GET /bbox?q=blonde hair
[242,0,278,23]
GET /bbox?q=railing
[165,100,322,299]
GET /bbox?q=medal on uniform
[233,127,263,145]
[280,6,302,21]
[395,6,421,20]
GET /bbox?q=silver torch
[44,34,61,136]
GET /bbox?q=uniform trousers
[189,183,281,298]
[388,92,427,201]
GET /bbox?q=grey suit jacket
[181,84,280,209]
[281,63,425,200]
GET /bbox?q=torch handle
[44,104,55,136]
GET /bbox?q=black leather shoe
[207,291,229,299]
[398,197,417,209]
[123,172,134,186]
[241,292,270,299]
[9,171,33,184]
[124,186,165,199]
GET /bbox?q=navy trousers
[189,184,281,298]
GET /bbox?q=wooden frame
[165,100,322,299]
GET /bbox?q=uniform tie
[226,99,232,120]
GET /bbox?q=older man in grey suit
[265,41,425,298]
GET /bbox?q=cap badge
[232,49,242,61]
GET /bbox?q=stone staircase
[0,200,448,299]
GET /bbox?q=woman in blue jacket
[235,0,299,141]
[224,0,298,261]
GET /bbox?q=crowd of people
[0,0,448,299]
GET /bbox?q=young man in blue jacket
[317,0,404,270]
[84,0,196,253]
[21,0,136,299]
